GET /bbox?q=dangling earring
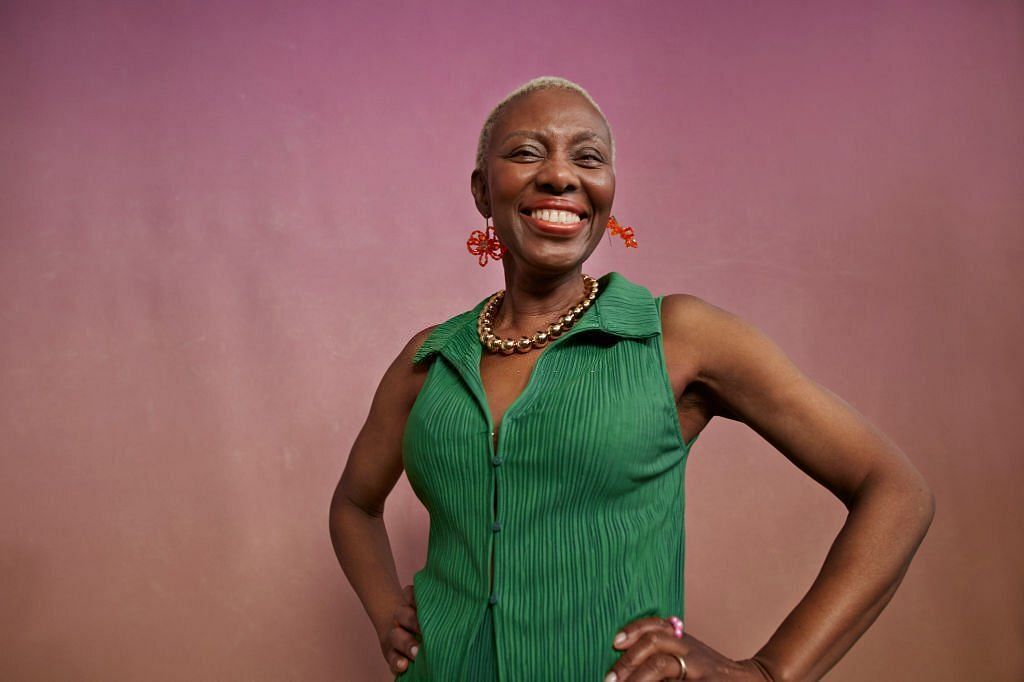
[607,215,638,248]
[467,217,508,267]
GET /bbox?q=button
[491,521,502,532]
[491,455,503,466]
[488,592,499,605]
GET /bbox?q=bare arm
[328,325,435,661]
[661,294,936,682]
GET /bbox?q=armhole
[654,294,699,453]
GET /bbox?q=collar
[411,271,661,365]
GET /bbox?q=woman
[329,76,935,681]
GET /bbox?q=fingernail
[613,632,626,646]
[604,673,617,682]
[411,645,419,657]
[397,658,407,668]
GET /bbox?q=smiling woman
[471,80,617,272]
[329,76,935,682]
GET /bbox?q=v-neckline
[479,345,552,451]
[473,295,603,452]
[436,273,616,456]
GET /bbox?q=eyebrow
[500,129,608,146]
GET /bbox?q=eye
[576,148,605,164]
[511,149,541,158]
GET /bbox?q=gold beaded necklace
[477,274,599,354]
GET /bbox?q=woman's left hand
[604,616,771,681]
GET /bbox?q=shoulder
[657,294,717,387]
[366,323,442,418]
[659,293,780,386]
[659,290,794,387]
[658,292,729,350]
[382,323,439,378]
[390,303,483,398]
[409,305,480,364]
[390,300,481,375]
[402,324,442,366]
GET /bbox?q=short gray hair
[475,76,615,177]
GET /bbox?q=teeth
[530,209,583,225]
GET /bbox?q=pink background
[2,1,1021,679]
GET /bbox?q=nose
[534,152,579,194]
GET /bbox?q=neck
[492,264,589,337]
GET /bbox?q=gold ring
[675,653,688,679]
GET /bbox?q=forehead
[493,88,610,145]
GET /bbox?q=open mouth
[519,207,588,225]
[518,208,591,239]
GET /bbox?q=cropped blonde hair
[475,76,615,177]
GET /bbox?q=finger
[401,584,421,634]
[389,623,421,663]
[394,603,421,635]
[629,653,684,682]
[387,649,409,675]
[612,616,673,650]
[607,629,674,682]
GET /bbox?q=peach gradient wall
[2,1,1021,680]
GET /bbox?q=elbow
[900,464,936,532]
[893,474,936,543]
[893,468,936,540]
[328,484,353,541]
[853,465,936,539]
[917,485,936,533]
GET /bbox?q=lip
[520,198,589,217]
[519,198,590,238]
[520,211,589,237]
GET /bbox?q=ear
[470,168,489,218]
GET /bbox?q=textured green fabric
[461,599,498,679]
[399,271,698,681]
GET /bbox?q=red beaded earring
[467,217,508,267]
[607,215,638,248]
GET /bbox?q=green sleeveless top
[400,271,698,681]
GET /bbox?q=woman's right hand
[380,583,421,676]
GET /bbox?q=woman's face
[472,88,615,275]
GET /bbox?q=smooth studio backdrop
[1,1,1021,680]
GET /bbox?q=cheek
[588,175,615,208]
[490,169,529,204]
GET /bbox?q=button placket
[488,425,503,609]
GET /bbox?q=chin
[517,244,591,274]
